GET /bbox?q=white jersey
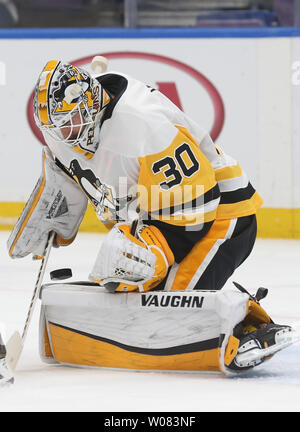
[43,72,262,256]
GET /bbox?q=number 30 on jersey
[152,143,200,189]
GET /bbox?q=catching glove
[89,223,174,292]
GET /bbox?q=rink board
[1,203,300,238]
[0,28,299,238]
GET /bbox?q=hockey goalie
[6,57,293,375]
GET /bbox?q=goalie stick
[0,231,55,385]
[1,218,138,384]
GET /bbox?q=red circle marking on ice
[27,52,225,145]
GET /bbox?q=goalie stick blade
[5,331,23,372]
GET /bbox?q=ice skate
[228,323,294,372]
[0,333,14,386]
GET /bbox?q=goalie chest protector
[39,283,250,374]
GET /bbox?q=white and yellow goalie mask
[33,60,111,156]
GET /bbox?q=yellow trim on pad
[0,202,300,238]
[48,322,221,371]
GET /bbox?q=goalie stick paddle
[1,231,55,382]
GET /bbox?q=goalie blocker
[38,282,291,375]
[7,148,87,259]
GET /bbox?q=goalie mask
[33,60,111,156]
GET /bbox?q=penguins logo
[68,159,131,222]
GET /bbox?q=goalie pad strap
[246,300,271,325]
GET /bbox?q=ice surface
[0,231,300,412]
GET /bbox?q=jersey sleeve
[210,143,263,220]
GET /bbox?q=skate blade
[0,358,14,387]
[0,376,14,387]
[235,327,300,368]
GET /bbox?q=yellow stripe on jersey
[138,125,218,227]
[213,159,263,219]
[217,191,263,220]
[215,164,243,182]
[149,208,218,227]
[169,218,232,291]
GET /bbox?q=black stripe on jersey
[144,217,214,263]
[192,215,257,291]
[151,184,220,217]
[219,182,256,205]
